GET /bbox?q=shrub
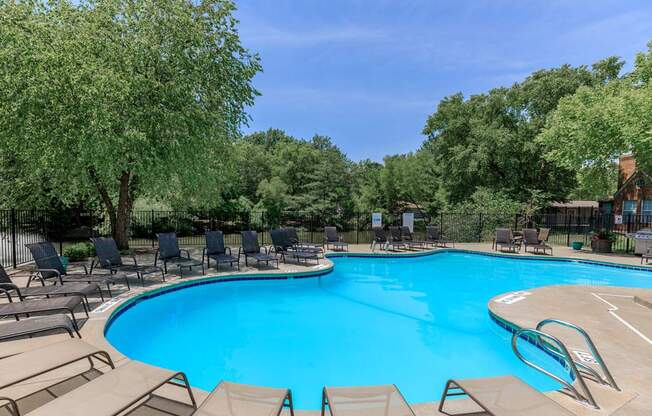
[63,242,96,261]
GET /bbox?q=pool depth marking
[494,291,532,305]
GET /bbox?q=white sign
[372,212,382,228]
[615,215,623,225]
[402,212,415,232]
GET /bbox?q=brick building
[599,154,652,220]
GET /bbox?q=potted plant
[571,241,584,250]
[591,229,617,253]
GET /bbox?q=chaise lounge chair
[400,226,427,249]
[284,227,323,255]
[0,294,87,331]
[0,314,80,341]
[522,228,553,255]
[439,376,575,416]
[239,231,279,268]
[26,241,121,297]
[425,226,454,248]
[155,232,204,276]
[389,226,423,250]
[90,237,164,286]
[203,230,240,271]
[371,227,404,252]
[321,384,416,416]
[194,381,294,416]
[270,229,319,264]
[24,360,196,416]
[324,226,348,251]
[1,263,101,309]
[493,228,520,253]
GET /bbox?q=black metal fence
[1,208,650,268]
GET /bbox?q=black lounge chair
[203,230,239,271]
[90,237,164,285]
[324,226,348,251]
[425,226,454,247]
[239,231,278,268]
[0,294,87,331]
[0,263,101,309]
[389,226,421,250]
[26,241,121,297]
[494,228,520,253]
[372,227,404,252]
[155,232,204,276]
[400,226,427,249]
[522,228,553,255]
[270,229,319,264]
[284,227,323,255]
[0,314,80,341]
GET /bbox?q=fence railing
[0,208,648,268]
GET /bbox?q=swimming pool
[105,251,652,409]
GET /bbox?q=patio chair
[284,227,323,254]
[26,241,122,297]
[1,263,101,309]
[372,227,404,252]
[270,229,319,264]
[194,381,294,416]
[439,376,575,416]
[324,226,348,251]
[24,360,196,416]
[203,230,239,271]
[642,247,652,265]
[523,228,553,255]
[0,314,80,341]
[425,226,454,247]
[388,227,409,250]
[321,384,416,416]
[400,226,427,249]
[239,231,279,268]
[155,232,204,276]
[538,227,551,243]
[0,294,87,331]
[494,228,520,253]
[90,237,164,285]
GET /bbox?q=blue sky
[235,1,652,161]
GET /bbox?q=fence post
[10,208,17,268]
[477,213,483,242]
[310,215,314,244]
[566,214,572,247]
[151,210,155,248]
[356,212,359,245]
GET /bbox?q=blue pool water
[105,252,652,409]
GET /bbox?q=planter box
[592,239,613,253]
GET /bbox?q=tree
[0,0,261,248]
[539,42,652,197]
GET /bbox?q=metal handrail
[536,319,620,391]
[512,329,599,409]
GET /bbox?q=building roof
[549,200,599,208]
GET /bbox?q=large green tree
[539,43,652,195]
[0,0,260,248]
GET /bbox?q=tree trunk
[114,171,133,250]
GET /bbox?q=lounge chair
[400,226,427,249]
[195,381,294,416]
[155,232,204,276]
[270,229,319,264]
[24,360,196,416]
[239,231,279,268]
[284,227,323,255]
[1,263,101,308]
[494,228,520,253]
[439,376,575,415]
[90,237,164,285]
[425,226,454,247]
[0,397,18,416]
[523,228,553,255]
[372,227,404,252]
[321,384,416,416]
[0,314,80,341]
[0,339,114,400]
[0,294,87,331]
[324,226,348,251]
[26,241,121,297]
[388,227,411,250]
[203,230,240,271]
[538,227,551,243]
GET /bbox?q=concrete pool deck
[1,243,651,415]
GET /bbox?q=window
[623,200,637,222]
[643,200,652,218]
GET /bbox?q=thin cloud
[241,24,389,47]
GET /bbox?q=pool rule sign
[372,212,382,228]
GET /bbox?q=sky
[234,0,652,161]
